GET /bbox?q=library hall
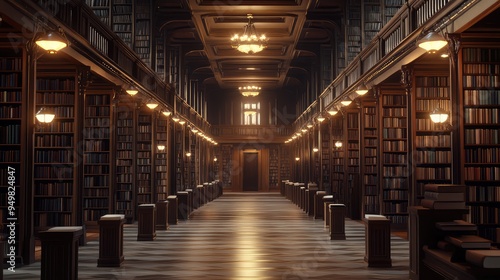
[1,0,500,279]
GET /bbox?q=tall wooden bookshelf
[279,145,291,183]
[346,0,362,65]
[363,0,382,47]
[85,0,111,26]
[320,121,331,191]
[221,144,233,188]
[269,144,279,189]
[155,36,165,81]
[155,116,169,201]
[173,122,184,191]
[346,107,361,219]
[383,0,404,24]
[136,109,154,205]
[0,46,24,256]
[460,45,500,241]
[112,0,133,48]
[34,68,78,231]
[331,115,344,202]
[134,0,152,67]
[412,68,452,205]
[361,96,379,216]
[115,101,135,222]
[379,86,408,227]
[83,89,113,225]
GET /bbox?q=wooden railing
[211,125,291,143]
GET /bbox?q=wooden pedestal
[97,214,125,267]
[307,186,318,216]
[329,204,346,240]
[167,195,178,225]
[363,215,392,267]
[155,200,169,230]
[137,204,156,241]
[323,195,334,225]
[39,226,83,280]
[177,191,189,220]
[314,191,326,219]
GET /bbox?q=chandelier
[231,14,268,54]
[239,85,261,97]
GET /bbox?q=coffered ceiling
[157,0,344,92]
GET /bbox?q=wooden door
[243,152,259,191]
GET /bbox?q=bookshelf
[167,46,180,90]
[361,96,380,216]
[85,0,111,26]
[279,145,291,182]
[346,0,362,65]
[269,145,279,189]
[136,109,153,205]
[320,121,331,191]
[0,47,23,256]
[363,0,382,47]
[331,116,344,202]
[346,108,361,219]
[460,46,500,241]
[379,86,408,227]
[134,0,152,67]
[34,69,78,231]
[115,102,135,222]
[383,0,404,24]
[155,116,169,201]
[221,144,233,189]
[83,90,113,225]
[155,36,165,81]
[412,69,452,205]
[112,0,133,48]
[174,123,184,191]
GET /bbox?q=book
[424,191,464,201]
[437,240,455,251]
[421,199,466,209]
[423,184,466,193]
[435,220,478,232]
[466,249,500,268]
[445,235,492,249]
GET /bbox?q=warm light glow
[430,108,449,123]
[301,129,307,133]
[191,127,199,133]
[295,157,300,161]
[35,32,67,54]
[418,31,447,53]
[162,111,171,117]
[231,14,268,54]
[313,147,319,153]
[340,99,352,106]
[179,120,186,125]
[317,115,326,122]
[35,107,56,123]
[146,100,158,109]
[214,157,218,162]
[126,86,138,96]
[328,109,338,116]
[440,53,449,58]
[239,85,261,97]
[172,116,180,122]
[157,145,165,151]
[186,152,191,157]
[335,141,343,148]
[307,123,313,128]
[244,110,257,116]
[355,84,369,95]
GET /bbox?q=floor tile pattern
[5,193,410,279]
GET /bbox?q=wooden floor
[7,192,410,279]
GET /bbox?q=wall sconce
[340,98,352,107]
[172,116,180,122]
[307,123,313,129]
[126,86,138,96]
[335,141,343,148]
[417,31,447,53]
[295,157,300,161]
[301,128,307,133]
[157,145,166,151]
[429,108,449,123]
[35,107,56,123]
[162,110,171,117]
[34,27,69,54]
[355,84,369,95]
[312,147,319,153]
[145,99,158,109]
[186,152,192,157]
[328,109,338,116]
[191,127,199,133]
[179,120,186,125]
[213,157,218,162]
[317,114,326,123]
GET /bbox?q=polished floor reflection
[6,192,409,279]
